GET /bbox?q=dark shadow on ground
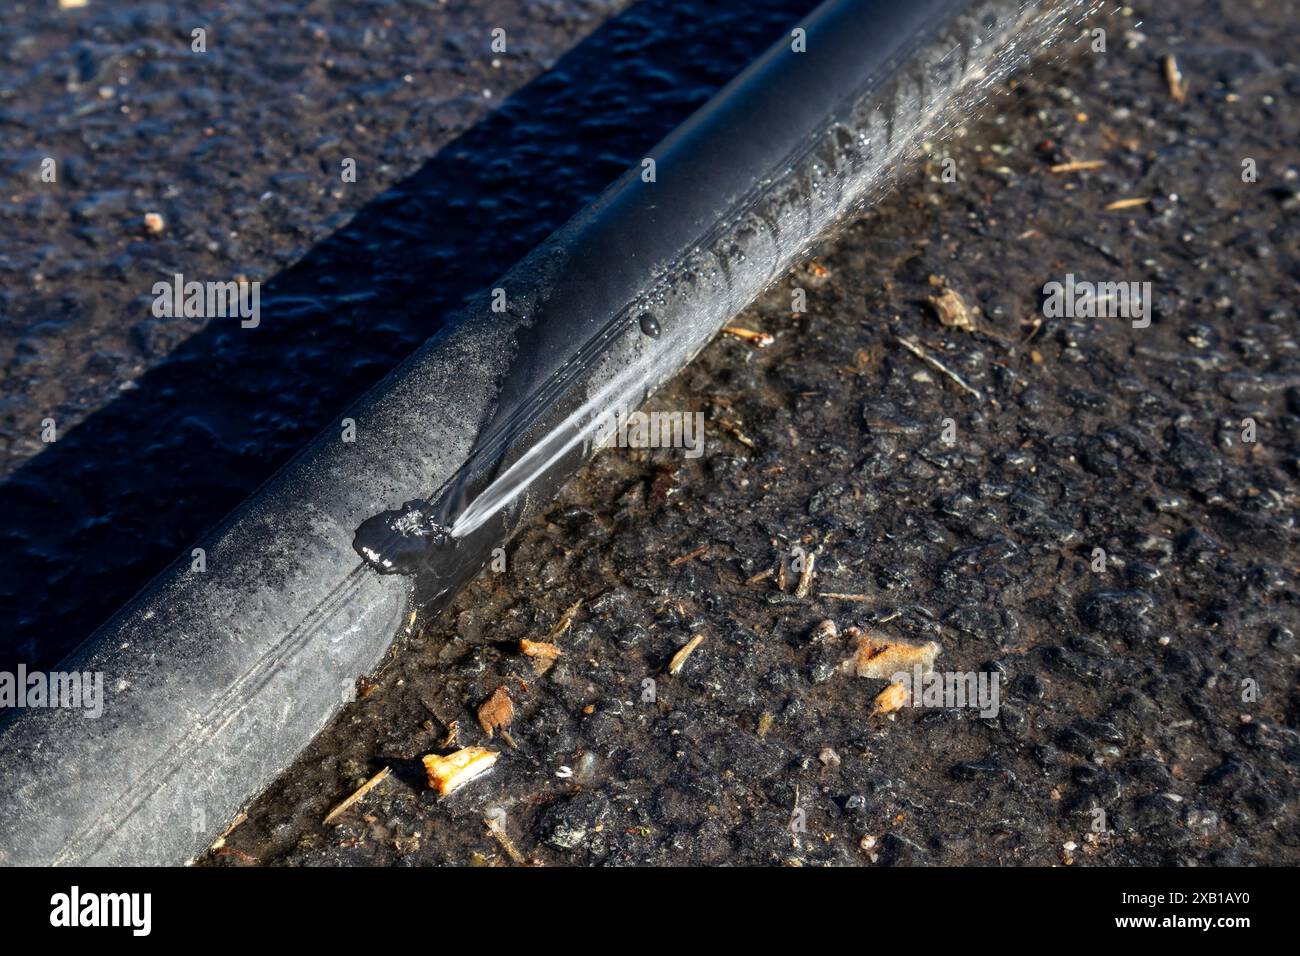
[0,0,820,671]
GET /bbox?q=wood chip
[668,634,706,676]
[422,747,499,797]
[1105,197,1150,211]
[520,638,562,675]
[723,326,775,347]
[1049,159,1106,173]
[1163,54,1187,102]
[520,639,562,661]
[841,632,941,679]
[794,550,817,599]
[720,419,757,449]
[477,686,516,747]
[546,600,582,641]
[323,766,391,825]
[927,287,975,332]
[871,681,910,716]
[668,544,709,567]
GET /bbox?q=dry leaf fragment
[422,747,499,797]
[841,632,941,679]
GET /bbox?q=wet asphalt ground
[1,0,1297,866]
[202,1,1299,865]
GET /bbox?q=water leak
[353,502,451,576]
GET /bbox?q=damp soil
[201,1,1300,865]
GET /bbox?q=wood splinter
[668,634,706,676]
[323,766,392,825]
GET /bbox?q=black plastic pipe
[0,0,1075,865]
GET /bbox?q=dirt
[200,0,1300,865]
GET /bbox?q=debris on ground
[1163,53,1188,102]
[520,639,562,675]
[840,630,941,680]
[422,747,499,798]
[668,634,706,676]
[793,260,832,287]
[323,766,392,825]
[926,278,976,332]
[871,681,910,717]
[477,687,516,747]
[793,550,817,598]
[1103,196,1150,211]
[808,619,838,643]
[668,544,709,567]
[484,808,528,865]
[723,326,776,347]
[546,601,582,641]
[893,335,983,399]
[1049,159,1106,173]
